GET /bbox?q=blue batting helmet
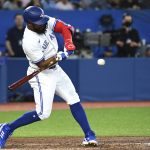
[23,6,49,25]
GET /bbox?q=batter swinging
[0,6,98,148]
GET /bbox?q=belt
[29,65,56,70]
[49,65,56,69]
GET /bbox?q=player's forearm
[54,21,75,51]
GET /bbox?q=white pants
[27,65,80,120]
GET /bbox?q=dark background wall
[0,57,150,103]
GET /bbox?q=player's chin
[34,26,47,34]
[36,29,47,34]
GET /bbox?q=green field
[0,107,150,137]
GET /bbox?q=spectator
[103,48,113,57]
[141,0,150,9]
[3,0,22,10]
[90,0,110,9]
[55,0,74,10]
[41,0,57,10]
[80,0,93,9]
[119,0,141,10]
[107,0,120,9]
[80,0,112,9]
[21,0,30,8]
[5,14,25,57]
[71,0,82,9]
[25,0,43,8]
[0,0,4,9]
[116,13,141,57]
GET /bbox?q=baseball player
[0,6,98,148]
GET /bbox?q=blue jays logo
[42,40,49,49]
[40,13,44,18]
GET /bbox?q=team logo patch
[40,13,44,17]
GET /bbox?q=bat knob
[8,86,13,91]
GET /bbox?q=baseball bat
[8,57,58,91]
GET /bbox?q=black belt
[49,65,56,69]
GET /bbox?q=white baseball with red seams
[22,17,80,120]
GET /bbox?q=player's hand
[56,51,73,61]
[65,39,76,51]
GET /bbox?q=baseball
[97,59,105,65]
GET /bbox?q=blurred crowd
[71,13,150,58]
[0,0,150,10]
[2,12,150,59]
[0,0,150,58]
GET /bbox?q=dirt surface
[1,102,150,149]
[4,137,150,150]
[1,101,150,111]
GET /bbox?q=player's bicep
[48,17,72,31]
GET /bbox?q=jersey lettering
[49,34,55,40]
[42,40,49,49]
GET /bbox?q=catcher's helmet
[23,6,49,25]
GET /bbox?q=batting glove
[57,51,74,61]
[65,39,76,51]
